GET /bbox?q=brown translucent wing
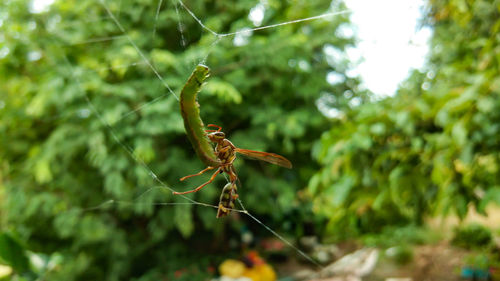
[235,148,292,169]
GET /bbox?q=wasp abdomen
[216,182,238,218]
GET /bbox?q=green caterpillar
[179,64,221,167]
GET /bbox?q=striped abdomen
[216,182,238,218]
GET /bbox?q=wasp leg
[217,146,231,153]
[173,167,221,195]
[179,166,216,182]
[228,165,239,185]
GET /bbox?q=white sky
[344,0,431,97]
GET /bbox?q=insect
[216,182,238,218]
[173,124,292,196]
[177,64,292,217]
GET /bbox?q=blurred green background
[1,0,500,280]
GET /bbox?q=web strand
[220,10,351,37]
[117,184,245,213]
[115,92,170,122]
[98,0,179,101]
[219,173,321,267]
[178,0,351,38]
[93,61,146,72]
[237,199,324,269]
[79,198,248,214]
[67,35,126,46]
[174,0,187,48]
[152,0,164,42]
[198,35,222,65]
[77,185,248,215]
[177,0,218,36]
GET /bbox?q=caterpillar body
[179,64,221,167]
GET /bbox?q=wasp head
[208,131,225,143]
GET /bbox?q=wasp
[174,124,292,217]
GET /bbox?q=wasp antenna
[207,124,222,132]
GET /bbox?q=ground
[272,205,500,281]
[368,242,469,281]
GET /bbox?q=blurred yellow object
[243,263,276,281]
[219,251,277,281]
[219,259,247,278]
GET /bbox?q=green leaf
[479,187,500,212]
[53,211,79,238]
[151,49,177,68]
[326,175,355,207]
[34,159,53,184]
[174,205,194,238]
[452,121,467,146]
[370,122,386,135]
[133,138,156,163]
[456,195,468,220]
[202,78,242,104]
[0,233,29,273]
[104,171,125,198]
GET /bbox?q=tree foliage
[309,0,500,238]
[0,0,358,279]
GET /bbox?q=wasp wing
[235,148,292,169]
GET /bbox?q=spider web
[52,0,350,271]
